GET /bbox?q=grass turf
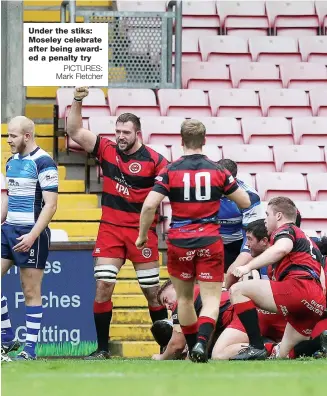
[2,359,327,396]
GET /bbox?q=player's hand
[135,235,148,249]
[232,264,251,278]
[152,354,163,361]
[13,233,36,253]
[74,86,89,101]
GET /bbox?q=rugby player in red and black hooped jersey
[67,87,169,359]
[136,119,251,362]
[230,196,326,360]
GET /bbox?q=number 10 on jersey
[183,172,211,201]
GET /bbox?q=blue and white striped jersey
[217,178,265,244]
[5,147,58,226]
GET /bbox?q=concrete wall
[1,0,24,123]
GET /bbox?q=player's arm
[66,87,97,153]
[1,190,8,224]
[136,191,166,248]
[233,238,293,277]
[153,326,187,361]
[225,251,252,289]
[320,267,326,295]
[221,170,250,209]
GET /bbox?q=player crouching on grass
[229,196,326,360]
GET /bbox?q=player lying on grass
[229,197,326,360]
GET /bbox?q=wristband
[74,97,83,102]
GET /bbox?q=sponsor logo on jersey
[8,179,19,187]
[129,162,142,174]
[181,272,192,279]
[199,272,213,280]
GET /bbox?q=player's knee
[94,264,118,284]
[229,283,242,303]
[136,267,160,290]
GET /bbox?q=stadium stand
[5,0,325,358]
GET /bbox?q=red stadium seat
[230,62,282,90]
[146,145,172,162]
[237,172,255,188]
[302,229,320,238]
[266,1,319,37]
[209,89,262,117]
[56,88,107,119]
[182,28,220,39]
[173,35,202,63]
[182,62,232,90]
[249,36,301,64]
[241,117,293,145]
[182,1,220,28]
[280,63,327,89]
[299,36,327,64]
[273,145,327,173]
[158,89,211,117]
[307,173,327,201]
[315,0,327,34]
[116,1,166,11]
[259,89,311,118]
[292,117,327,145]
[89,116,117,141]
[222,145,275,172]
[294,201,327,230]
[256,172,310,201]
[309,89,327,116]
[141,116,185,145]
[196,117,244,145]
[171,145,222,162]
[216,1,269,37]
[107,89,159,116]
[199,35,251,63]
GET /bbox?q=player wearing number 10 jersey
[136,119,251,363]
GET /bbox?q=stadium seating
[241,117,293,145]
[116,1,166,11]
[249,36,302,64]
[216,1,269,37]
[273,145,327,172]
[209,89,262,117]
[199,35,252,63]
[237,172,255,188]
[279,63,327,89]
[309,89,327,116]
[182,62,232,90]
[229,62,282,89]
[196,117,244,144]
[176,35,202,62]
[294,201,327,229]
[222,145,275,172]
[307,173,327,200]
[292,116,327,145]
[141,116,185,145]
[182,1,219,29]
[266,1,319,37]
[299,36,327,63]
[89,116,117,140]
[259,88,312,117]
[256,172,311,200]
[147,145,172,162]
[50,229,69,242]
[107,89,160,116]
[157,89,211,116]
[315,0,327,34]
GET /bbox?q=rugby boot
[2,339,21,354]
[84,349,111,360]
[13,351,36,361]
[1,347,12,363]
[190,342,208,363]
[230,345,268,361]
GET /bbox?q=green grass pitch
[2,359,327,396]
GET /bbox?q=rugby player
[216,159,265,274]
[230,197,326,360]
[1,116,58,360]
[67,87,168,359]
[151,280,233,360]
[136,119,251,362]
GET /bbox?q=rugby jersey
[92,136,168,228]
[218,178,265,244]
[5,147,58,226]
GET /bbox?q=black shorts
[223,239,243,273]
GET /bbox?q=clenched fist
[74,86,89,101]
